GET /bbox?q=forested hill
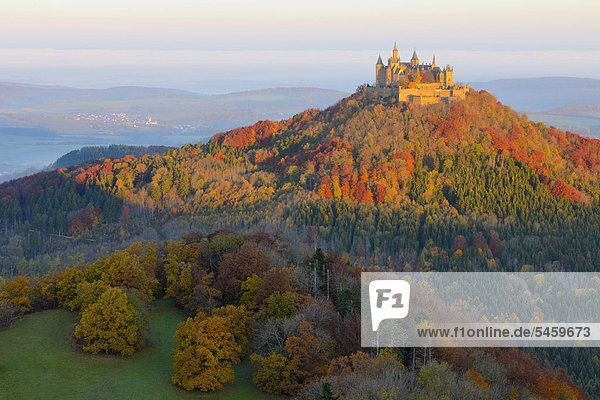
[2,88,600,276]
[51,145,173,169]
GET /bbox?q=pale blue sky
[1,0,598,50]
[0,0,599,91]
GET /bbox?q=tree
[56,267,86,310]
[163,239,200,304]
[0,275,31,313]
[254,268,293,305]
[418,360,455,398]
[318,380,339,400]
[250,351,290,394]
[29,271,61,311]
[240,274,262,309]
[164,261,194,305]
[185,271,222,312]
[282,321,327,394]
[74,287,144,356]
[101,242,158,301]
[0,300,17,328]
[251,321,327,395]
[473,232,489,252]
[213,305,253,356]
[216,243,269,301]
[489,230,501,257]
[171,315,241,391]
[266,291,297,319]
[452,235,467,252]
[72,280,109,312]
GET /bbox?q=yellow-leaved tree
[171,314,241,391]
[212,304,253,356]
[0,275,31,313]
[100,242,158,302]
[250,351,290,394]
[74,287,144,356]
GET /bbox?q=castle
[366,42,469,105]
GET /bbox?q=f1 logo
[369,280,410,330]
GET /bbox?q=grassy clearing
[0,299,279,400]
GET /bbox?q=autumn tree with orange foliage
[216,242,270,302]
[251,321,326,395]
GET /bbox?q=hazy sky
[1,0,598,51]
[0,0,599,91]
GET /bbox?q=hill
[1,88,600,274]
[51,145,173,169]
[0,142,173,184]
[528,105,600,138]
[1,88,600,398]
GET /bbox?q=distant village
[71,112,161,128]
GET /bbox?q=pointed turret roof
[393,41,398,51]
[376,54,383,65]
[411,49,418,61]
[432,54,436,66]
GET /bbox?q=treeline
[52,145,172,169]
[0,230,589,399]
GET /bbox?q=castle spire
[392,42,398,60]
[410,49,419,67]
[432,54,436,67]
[376,54,383,65]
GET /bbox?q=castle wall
[396,86,470,104]
[414,83,441,90]
[409,96,440,105]
[450,87,467,100]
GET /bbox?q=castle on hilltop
[366,42,469,105]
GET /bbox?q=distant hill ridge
[0,82,202,108]
[51,145,173,169]
[469,76,600,112]
[0,81,347,109]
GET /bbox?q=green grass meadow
[0,300,277,400]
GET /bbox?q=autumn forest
[2,88,600,398]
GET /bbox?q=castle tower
[376,54,384,87]
[432,54,436,68]
[410,49,419,67]
[443,66,454,87]
[392,41,398,60]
